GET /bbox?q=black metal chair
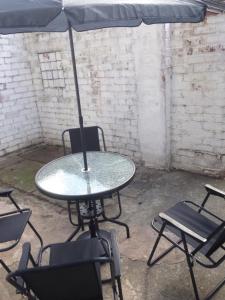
[7,231,123,300]
[0,188,43,273]
[62,126,130,238]
[147,184,225,300]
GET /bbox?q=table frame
[35,152,136,240]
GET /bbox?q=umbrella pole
[68,27,88,171]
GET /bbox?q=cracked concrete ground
[0,144,225,300]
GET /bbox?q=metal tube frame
[148,216,225,300]
[68,26,88,171]
[0,191,43,272]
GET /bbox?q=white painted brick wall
[171,14,225,176]
[24,32,78,147]
[2,13,225,176]
[0,35,42,156]
[24,26,167,164]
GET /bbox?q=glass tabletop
[35,151,136,201]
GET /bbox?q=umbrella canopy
[0,0,207,170]
[0,0,206,34]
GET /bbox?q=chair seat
[49,238,101,266]
[148,186,225,300]
[157,202,225,256]
[0,210,31,243]
[8,235,123,300]
[161,202,219,240]
[49,231,121,278]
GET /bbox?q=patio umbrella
[0,0,206,170]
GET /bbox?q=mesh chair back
[0,210,31,243]
[70,126,100,153]
[17,261,103,300]
[63,126,107,155]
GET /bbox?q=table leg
[78,198,111,242]
[89,217,99,238]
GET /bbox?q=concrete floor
[0,144,225,300]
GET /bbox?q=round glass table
[35,151,136,239]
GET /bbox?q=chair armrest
[205,184,225,198]
[6,243,31,295]
[109,230,121,278]
[18,243,31,271]
[159,212,207,243]
[0,188,14,197]
[16,243,31,289]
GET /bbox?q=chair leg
[66,201,84,240]
[0,259,11,273]
[67,201,79,226]
[66,223,82,242]
[76,201,85,231]
[115,192,122,219]
[100,198,129,238]
[181,232,200,300]
[29,253,38,267]
[204,277,225,300]
[67,200,86,231]
[27,221,43,248]
[101,192,122,221]
[147,222,169,267]
[116,276,124,300]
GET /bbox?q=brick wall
[24,25,167,165]
[171,14,225,176]
[23,32,75,146]
[1,13,225,176]
[0,34,42,156]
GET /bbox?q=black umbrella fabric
[0,0,207,170]
[0,0,206,34]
